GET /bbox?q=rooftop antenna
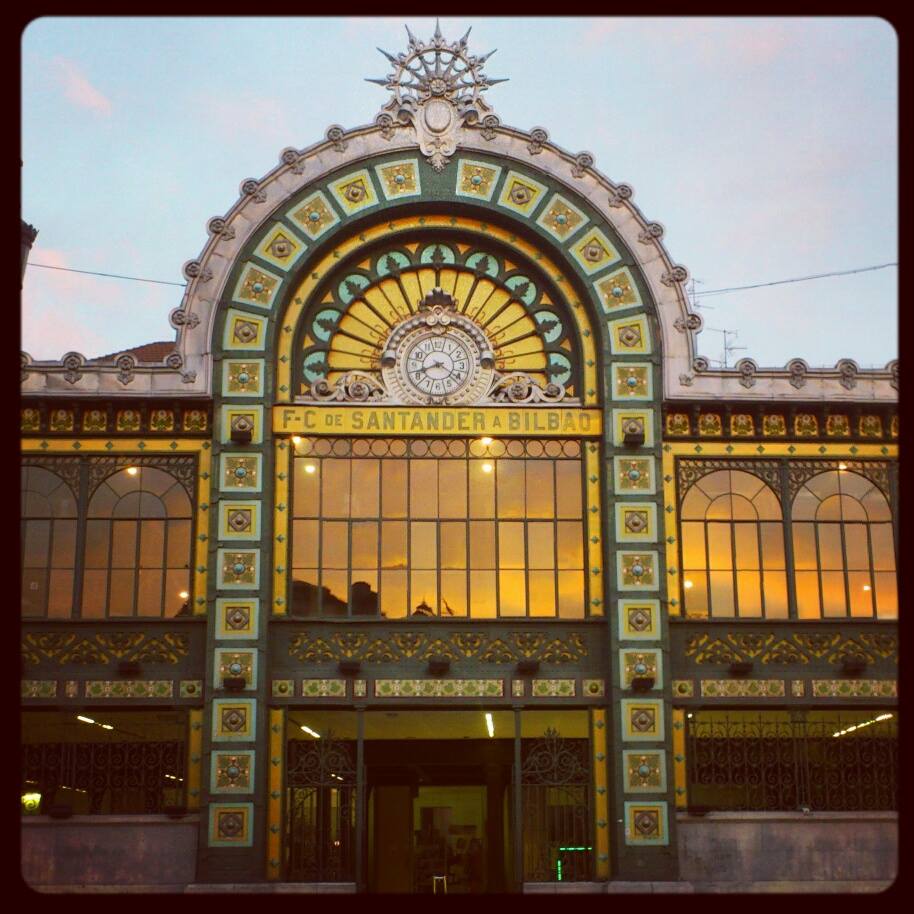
[704,327,747,369]
[686,277,713,311]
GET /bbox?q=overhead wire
[24,259,898,297]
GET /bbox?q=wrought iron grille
[686,712,897,811]
[21,741,185,813]
[286,735,357,882]
[521,729,593,882]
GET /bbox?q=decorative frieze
[20,402,212,436]
[699,679,785,698]
[301,679,347,697]
[21,680,57,698]
[374,679,504,698]
[811,679,896,698]
[84,680,174,698]
[530,679,576,697]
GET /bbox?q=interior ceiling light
[485,712,495,738]
[300,725,321,739]
[126,467,139,476]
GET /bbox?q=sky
[21,16,897,368]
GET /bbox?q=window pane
[351,522,378,568]
[380,570,407,619]
[870,524,896,571]
[525,461,554,518]
[410,461,438,518]
[752,485,781,520]
[410,570,437,616]
[762,571,788,618]
[529,570,556,617]
[681,486,710,520]
[820,571,846,616]
[697,470,731,500]
[292,520,319,568]
[81,569,107,616]
[137,569,163,616]
[411,522,437,569]
[791,485,819,521]
[137,492,166,519]
[861,488,891,521]
[818,525,843,570]
[683,571,708,617]
[321,570,348,615]
[847,571,873,617]
[874,571,897,619]
[557,571,584,618]
[321,521,348,568]
[707,524,733,570]
[440,522,466,569]
[381,461,407,518]
[110,521,137,569]
[760,523,785,569]
[706,495,732,520]
[733,524,759,570]
[470,569,496,618]
[161,482,191,517]
[109,569,136,615]
[440,571,467,616]
[50,520,76,568]
[21,568,47,615]
[88,482,118,517]
[496,460,524,518]
[736,570,761,616]
[555,461,582,517]
[499,569,526,616]
[556,521,583,569]
[680,523,706,570]
[795,570,821,618]
[293,459,320,516]
[498,522,525,569]
[321,460,351,517]
[438,461,467,519]
[730,470,764,501]
[468,461,495,517]
[527,523,554,569]
[350,460,379,517]
[843,524,869,570]
[85,520,110,568]
[166,519,191,568]
[469,521,496,568]
[139,520,165,568]
[23,520,50,567]
[351,571,379,615]
[381,521,407,569]
[291,568,320,616]
[164,569,190,617]
[709,570,735,616]
[47,570,73,618]
[792,523,817,570]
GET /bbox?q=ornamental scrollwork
[677,458,781,503]
[682,631,897,665]
[22,632,191,666]
[288,631,589,664]
[86,454,198,499]
[786,459,890,500]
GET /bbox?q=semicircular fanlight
[297,233,582,403]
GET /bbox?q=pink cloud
[196,90,293,147]
[53,56,112,115]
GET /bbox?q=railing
[685,711,897,811]
[21,741,186,813]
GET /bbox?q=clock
[381,289,495,405]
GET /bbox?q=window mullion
[72,458,90,619]
[779,461,799,620]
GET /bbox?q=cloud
[52,56,112,115]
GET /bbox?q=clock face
[383,322,494,404]
[404,332,474,398]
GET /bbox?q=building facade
[21,26,898,893]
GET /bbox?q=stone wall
[22,815,199,888]
[677,812,897,883]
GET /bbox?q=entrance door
[412,785,487,893]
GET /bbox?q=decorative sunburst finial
[368,22,506,170]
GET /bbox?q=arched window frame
[20,456,197,620]
[679,468,787,619]
[791,469,897,620]
[676,458,898,621]
[21,465,78,618]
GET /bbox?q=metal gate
[286,735,357,882]
[521,728,593,882]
